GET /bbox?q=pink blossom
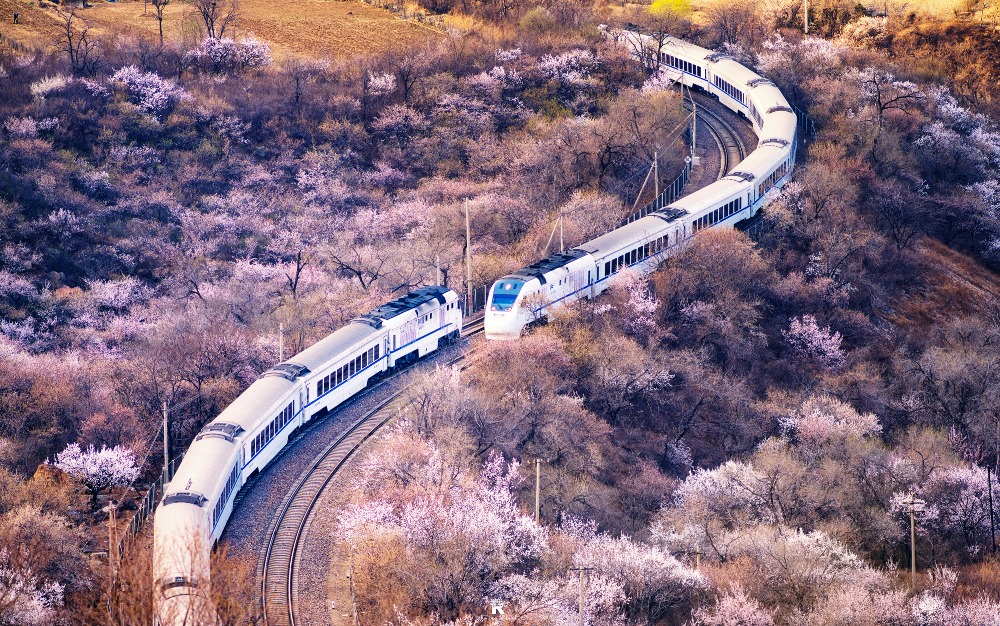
[0,562,65,626]
[782,314,845,370]
[110,66,187,115]
[781,396,881,445]
[689,585,774,626]
[366,71,397,97]
[610,269,658,341]
[51,442,140,505]
[3,117,38,138]
[185,36,272,72]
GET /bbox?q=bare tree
[703,0,769,48]
[330,246,390,291]
[618,8,692,74]
[151,0,170,47]
[193,0,239,39]
[58,9,98,75]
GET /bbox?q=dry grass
[890,238,1000,332]
[0,0,444,59]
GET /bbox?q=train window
[355,356,362,372]
[362,352,368,368]
[349,360,355,376]
[393,336,397,350]
[375,345,380,360]
[605,261,610,276]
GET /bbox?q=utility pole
[278,322,284,362]
[348,551,360,626]
[569,567,594,626]
[465,199,472,314]
[695,546,701,570]
[804,0,809,34]
[534,459,541,524]
[106,499,118,597]
[904,493,925,589]
[691,95,697,158]
[559,208,564,253]
[162,401,170,482]
[989,464,997,554]
[436,254,442,286]
[653,151,659,198]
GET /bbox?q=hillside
[2,1,1000,624]
[0,0,442,57]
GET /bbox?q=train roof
[286,323,381,373]
[163,436,237,504]
[710,57,764,88]
[660,36,710,61]
[670,177,748,216]
[757,110,798,146]
[353,286,452,328]
[212,375,298,434]
[730,144,794,180]
[576,213,676,258]
[505,250,588,285]
[747,81,789,112]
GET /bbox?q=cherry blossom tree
[0,563,65,626]
[336,438,547,622]
[782,314,845,370]
[51,443,140,508]
[781,395,881,448]
[688,585,774,626]
[109,66,187,116]
[609,269,658,343]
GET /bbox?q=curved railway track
[261,318,485,626]
[685,94,750,179]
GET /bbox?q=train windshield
[490,280,524,311]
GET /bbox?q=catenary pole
[162,401,169,482]
[910,498,916,588]
[465,199,472,314]
[654,151,659,198]
[988,465,997,553]
[535,459,541,524]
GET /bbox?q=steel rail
[683,97,749,180]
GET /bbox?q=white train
[152,287,462,625]
[485,35,798,339]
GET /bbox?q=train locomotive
[485,35,799,339]
[152,287,461,625]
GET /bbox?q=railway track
[260,317,484,626]
[685,94,750,179]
